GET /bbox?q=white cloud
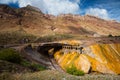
[0,0,81,15]
[85,8,110,20]
[43,0,80,15]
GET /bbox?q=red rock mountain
[0,4,120,37]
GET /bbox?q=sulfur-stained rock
[74,54,91,73]
[54,43,120,74]
[85,55,115,74]
[87,44,120,74]
[54,51,91,73]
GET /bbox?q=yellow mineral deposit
[54,43,120,74]
[74,54,91,73]
[89,44,120,74]
[59,40,81,45]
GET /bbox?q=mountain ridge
[0,4,120,37]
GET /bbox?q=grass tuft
[0,48,22,64]
[66,66,85,76]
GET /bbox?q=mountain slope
[0,4,120,37]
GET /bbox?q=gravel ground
[17,70,120,80]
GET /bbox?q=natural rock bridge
[22,42,85,72]
[37,43,84,56]
[6,39,120,74]
[35,41,120,74]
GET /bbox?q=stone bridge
[36,42,84,57]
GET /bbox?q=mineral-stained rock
[54,52,91,73]
[74,54,91,73]
[87,44,120,74]
[54,43,120,74]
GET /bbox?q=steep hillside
[0,4,120,37]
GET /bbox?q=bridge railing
[62,45,84,54]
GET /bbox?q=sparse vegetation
[0,72,15,80]
[0,60,31,73]
[66,66,85,76]
[0,48,22,64]
[0,48,46,73]
[21,60,46,71]
[0,31,36,45]
[6,70,118,80]
[36,34,73,42]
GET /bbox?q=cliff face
[54,43,120,74]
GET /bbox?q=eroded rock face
[87,44,120,74]
[74,54,91,73]
[54,43,120,74]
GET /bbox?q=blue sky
[0,0,120,21]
